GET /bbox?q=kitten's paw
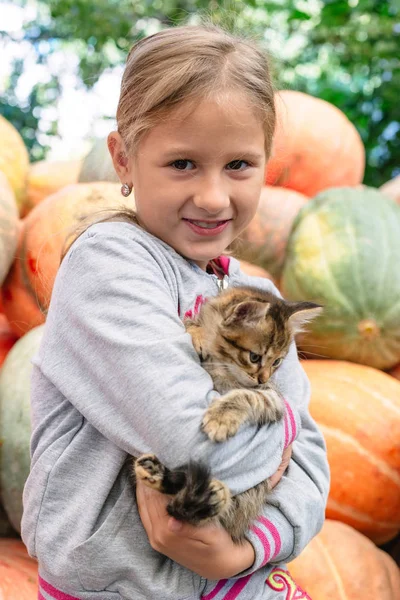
[135,454,165,490]
[263,390,285,422]
[167,477,231,523]
[208,479,231,516]
[201,408,242,442]
[186,325,209,361]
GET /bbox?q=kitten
[135,286,322,542]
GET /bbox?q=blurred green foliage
[1,0,399,186]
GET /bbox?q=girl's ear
[107,131,132,183]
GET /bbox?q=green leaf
[288,9,312,21]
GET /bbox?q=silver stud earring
[121,183,132,197]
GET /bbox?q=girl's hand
[136,446,291,579]
[269,444,292,489]
[136,479,255,579]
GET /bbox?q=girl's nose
[193,180,230,214]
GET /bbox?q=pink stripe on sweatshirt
[250,523,272,567]
[222,574,252,599]
[283,409,290,448]
[39,576,80,600]
[257,517,282,560]
[284,400,298,444]
[202,579,228,599]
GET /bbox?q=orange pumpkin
[2,182,131,336]
[0,172,19,286]
[23,158,83,217]
[1,228,46,337]
[0,538,38,599]
[288,520,400,599]
[237,185,308,279]
[267,91,365,196]
[0,313,18,367]
[0,116,29,210]
[302,359,400,544]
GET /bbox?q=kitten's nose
[258,371,271,384]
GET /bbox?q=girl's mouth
[183,219,231,236]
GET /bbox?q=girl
[22,23,330,600]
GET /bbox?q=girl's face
[117,92,266,269]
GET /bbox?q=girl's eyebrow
[162,147,264,161]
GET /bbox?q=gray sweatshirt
[22,221,329,600]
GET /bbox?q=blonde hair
[62,23,276,258]
[118,24,276,157]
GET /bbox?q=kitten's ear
[224,300,270,327]
[286,302,323,335]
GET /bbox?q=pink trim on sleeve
[202,573,253,600]
[257,517,282,560]
[283,409,290,448]
[250,524,272,567]
[222,574,252,599]
[284,399,298,445]
[202,579,228,600]
[39,576,81,600]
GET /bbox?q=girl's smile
[182,218,232,236]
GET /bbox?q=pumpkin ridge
[327,499,400,529]
[378,200,392,313]
[381,299,400,324]
[315,372,400,417]
[315,215,357,315]
[344,220,369,315]
[320,424,400,486]
[314,536,348,600]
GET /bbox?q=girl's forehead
[137,92,265,156]
[169,90,262,126]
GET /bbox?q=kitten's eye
[249,352,261,364]
[272,358,283,368]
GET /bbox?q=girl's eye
[272,358,283,368]
[249,352,261,364]
[227,160,249,171]
[171,159,194,171]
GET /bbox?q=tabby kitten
[135,286,322,542]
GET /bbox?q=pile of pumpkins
[1,89,400,599]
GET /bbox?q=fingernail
[168,518,183,532]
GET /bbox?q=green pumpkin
[281,186,400,370]
[0,325,44,532]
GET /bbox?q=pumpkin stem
[358,319,380,340]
